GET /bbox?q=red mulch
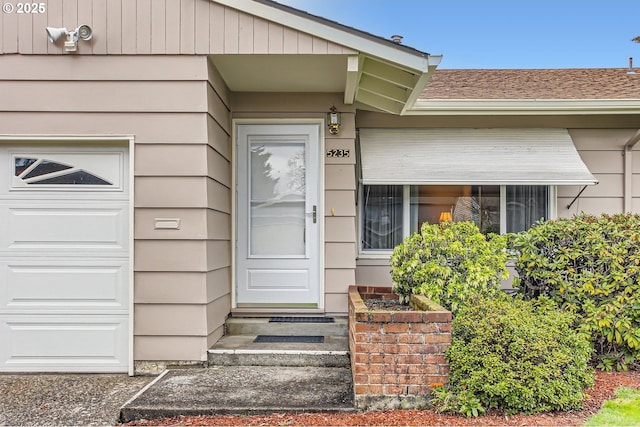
[122,371,640,426]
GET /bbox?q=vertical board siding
[150,0,166,54]
[17,10,33,54]
[121,0,136,54]
[136,0,151,54]
[3,0,357,55]
[165,0,180,54]
[91,0,107,54]
[180,0,195,54]
[194,0,210,54]
[106,0,121,54]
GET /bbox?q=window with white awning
[357,128,597,252]
[359,128,597,186]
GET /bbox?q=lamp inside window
[438,211,452,222]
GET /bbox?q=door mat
[254,335,325,343]
[269,316,335,323]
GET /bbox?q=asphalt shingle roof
[420,68,640,100]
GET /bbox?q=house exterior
[0,0,638,375]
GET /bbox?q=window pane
[15,157,37,176]
[32,170,111,185]
[362,185,403,250]
[410,185,500,234]
[506,185,548,233]
[249,142,306,256]
[23,160,72,179]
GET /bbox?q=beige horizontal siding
[325,217,356,242]
[134,336,209,361]
[2,0,357,56]
[0,112,207,143]
[0,81,207,112]
[135,145,209,176]
[557,174,623,198]
[135,304,208,335]
[134,272,209,304]
[355,260,393,287]
[135,208,208,240]
[0,55,208,80]
[325,190,356,217]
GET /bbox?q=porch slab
[119,366,355,423]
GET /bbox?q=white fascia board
[344,55,359,104]
[401,63,440,115]
[212,0,435,73]
[407,99,640,115]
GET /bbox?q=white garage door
[0,144,129,372]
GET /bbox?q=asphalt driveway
[0,373,153,426]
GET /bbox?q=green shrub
[512,213,640,370]
[438,296,594,415]
[390,221,509,312]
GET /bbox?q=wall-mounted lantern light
[46,25,93,52]
[327,106,341,135]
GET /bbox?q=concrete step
[208,316,350,368]
[225,316,348,337]
[208,334,350,367]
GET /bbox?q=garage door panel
[0,261,128,312]
[0,315,128,372]
[5,205,128,252]
[0,144,130,373]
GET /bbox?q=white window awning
[359,128,598,186]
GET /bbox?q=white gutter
[407,99,640,115]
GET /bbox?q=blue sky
[274,0,640,69]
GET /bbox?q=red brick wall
[348,285,451,406]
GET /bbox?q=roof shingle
[420,68,640,100]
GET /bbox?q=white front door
[236,123,321,308]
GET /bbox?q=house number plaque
[326,149,350,158]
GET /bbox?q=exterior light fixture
[327,106,341,135]
[46,25,93,52]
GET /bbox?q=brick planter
[348,285,452,410]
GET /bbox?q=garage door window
[13,154,118,188]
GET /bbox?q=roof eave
[213,0,433,71]
[406,99,640,115]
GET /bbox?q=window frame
[358,184,557,257]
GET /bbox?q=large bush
[512,213,640,370]
[390,221,509,312]
[436,296,594,415]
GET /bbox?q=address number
[326,149,350,158]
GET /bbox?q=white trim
[231,119,325,310]
[499,185,507,234]
[212,0,438,72]
[408,99,640,115]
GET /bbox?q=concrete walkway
[0,373,153,426]
[119,366,355,423]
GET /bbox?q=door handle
[312,205,317,223]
